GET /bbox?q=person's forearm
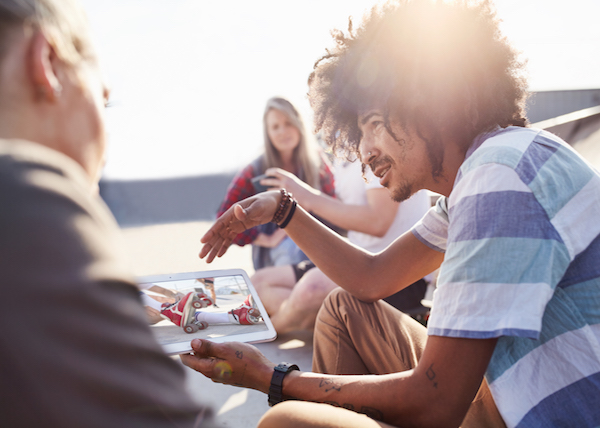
[283,206,442,301]
[303,192,393,237]
[280,370,431,427]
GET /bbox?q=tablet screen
[138,269,276,355]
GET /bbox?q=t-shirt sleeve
[411,196,449,253]
[427,162,570,340]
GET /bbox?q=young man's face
[357,110,432,202]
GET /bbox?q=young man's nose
[359,139,376,164]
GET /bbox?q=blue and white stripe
[413,127,600,427]
[412,196,449,252]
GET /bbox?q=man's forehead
[357,109,384,125]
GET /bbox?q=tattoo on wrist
[319,378,342,392]
[426,363,438,388]
[235,351,243,359]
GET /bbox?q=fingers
[200,235,230,263]
[180,340,221,379]
[181,339,236,385]
[199,194,282,262]
[199,209,241,261]
[191,338,214,357]
[198,242,212,260]
[263,168,285,189]
[265,167,284,177]
[217,238,233,258]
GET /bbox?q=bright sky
[80,0,600,180]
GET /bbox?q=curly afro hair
[308,0,529,178]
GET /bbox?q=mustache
[368,155,394,172]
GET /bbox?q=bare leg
[251,265,296,315]
[270,268,339,335]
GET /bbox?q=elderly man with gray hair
[0,1,214,426]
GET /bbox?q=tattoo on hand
[426,363,438,388]
[319,378,341,392]
[235,350,243,359]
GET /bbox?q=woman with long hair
[217,96,335,270]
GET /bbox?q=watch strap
[268,362,299,406]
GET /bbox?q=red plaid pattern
[217,154,335,246]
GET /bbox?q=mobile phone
[250,174,275,193]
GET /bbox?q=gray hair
[0,0,93,66]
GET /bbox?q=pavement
[121,221,313,427]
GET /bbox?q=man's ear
[29,31,62,102]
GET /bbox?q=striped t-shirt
[412,126,600,427]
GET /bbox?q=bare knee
[251,273,267,295]
[294,269,339,309]
[250,268,271,293]
[251,265,295,292]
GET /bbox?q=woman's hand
[199,190,281,262]
[262,168,319,210]
[180,339,276,393]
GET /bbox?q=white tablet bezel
[138,268,277,355]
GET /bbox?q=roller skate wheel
[199,294,214,307]
[198,321,209,330]
[184,324,199,334]
[192,300,203,309]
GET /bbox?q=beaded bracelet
[272,189,293,224]
[279,200,297,229]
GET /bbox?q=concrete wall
[99,173,235,226]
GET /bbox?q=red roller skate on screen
[228,295,262,325]
[160,291,214,333]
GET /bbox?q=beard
[389,180,414,202]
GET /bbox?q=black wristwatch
[268,362,300,406]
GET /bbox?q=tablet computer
[138,269,276,355]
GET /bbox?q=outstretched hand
[180,339,275,393]
[199,190,281,262]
